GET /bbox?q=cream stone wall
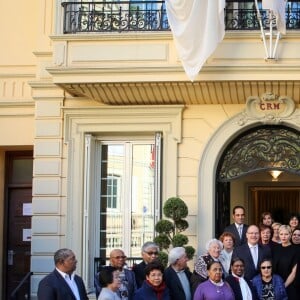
[179,104,245,257]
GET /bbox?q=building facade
[1,1,300,299]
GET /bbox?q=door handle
[8,250,14,266]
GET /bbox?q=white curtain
[166,0,225,81]
[262,0,287,34]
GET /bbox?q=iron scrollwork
[218,126,300,181]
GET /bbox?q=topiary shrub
[154,197,196,264]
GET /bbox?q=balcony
[62,1,300,33]
[46,1,300,105]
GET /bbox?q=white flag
[262,0,287,34]
[165,0,225,81]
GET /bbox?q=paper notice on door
[23,229,32,242]
[23,203,32,216]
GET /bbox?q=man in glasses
[95,249,137,299]
[232,225,271,281]
[132,241,160,288]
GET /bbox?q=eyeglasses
[145,251,158,256]
[261,266,272,269]
[112,256,127,259]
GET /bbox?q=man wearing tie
[224,205,248,246]
[37,248,89,300]
[232,225,271,281]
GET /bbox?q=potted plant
[154,197,196,266]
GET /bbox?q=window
[96,140,160,258]
[84,132,162,279]
[106,175,120,209]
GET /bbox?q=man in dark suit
[224,205,248,246]
[232,225,271,281]
[132,241,159,288]
[37,248,89,300]
[225,257,258,300]
[164,247,192,300]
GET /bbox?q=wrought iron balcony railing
[62,1,300,34]
[62,1,169,33]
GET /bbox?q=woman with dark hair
[133,261,170,300]
[258,224,276,251]
[98,266,121,300]
[260,212,273,226]
[289,214,299,231]
[252,258,287,300]
[291,227,300,245]
[225,257,258,300]
[193,261,234,300]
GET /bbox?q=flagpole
[269,10,273,58]
[254,0,269,59]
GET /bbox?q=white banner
[166,0,225,81]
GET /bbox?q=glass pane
[100,145,124,258]
[131,144,155,256]
[99,142,155,259]
[11,159,33,184]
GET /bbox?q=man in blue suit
[232,225,271,281]
[37,248,89,300]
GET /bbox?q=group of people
[37,206,300,300]
[190,206,300,300]
[94,244,192,300]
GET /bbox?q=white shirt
[232,274,252,300]
[248,244,258,267]
[219,249,233,274]
[56,268,81,300]
[98,287,121,300]
[175,269,191,300]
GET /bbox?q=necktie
[238,225,243,238]
[251,246,258,267]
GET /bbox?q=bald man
[232,225,271,280]
[95,249,137,299]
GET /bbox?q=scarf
[146,280,166,300]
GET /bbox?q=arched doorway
[216,125,300,237]
[198,102,300,253]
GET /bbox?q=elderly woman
[252,258,287,300]
[259,224,276,251]
[191,238,223,294]
[133,261,170,300]
[193,261,234,300]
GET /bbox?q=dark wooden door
[249,187,300,225]
[3,151,33,299]
[6,187,32,298]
